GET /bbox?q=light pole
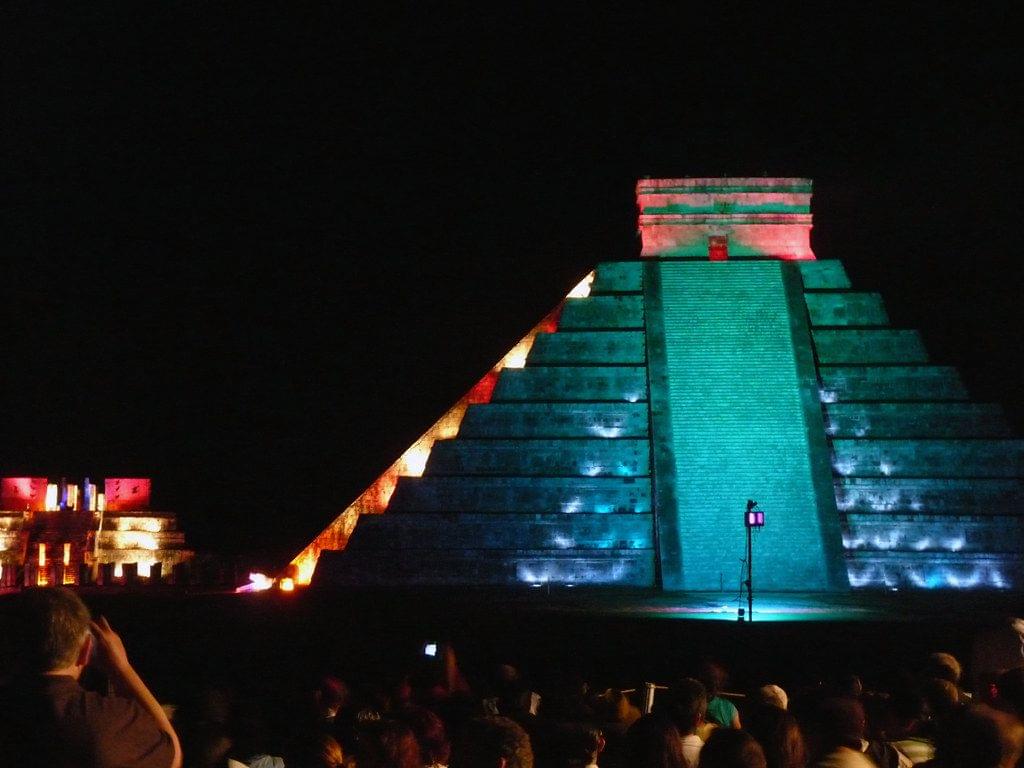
[743,500,764,621]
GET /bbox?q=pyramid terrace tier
[297,180,1024,592]
[459,403,649,439]
[388,476,652,515]
[492,367,648,403]
[824,403,1012,438]
[425,439,650,477]
[846,552,1019,590]
[835,478,1024,515]
[316,546,656,587]
[831,439,1024,479]
[843,514,1024,554]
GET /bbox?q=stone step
[389,476,652,514]
[805,292,888,326]
[825,402,1010,438]
[831,439,1024,478]
[528,331,646,365]
[314,548,656,587]
[460,402,649,439]
[559,295,645,329]
[819,366,967,402]
[345,513,654,550]
[835,477,1024,514]
[426,439,650,477]
[493,367,648,402]
[813,329,928,364]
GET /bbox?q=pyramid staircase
[294,178,1024,591]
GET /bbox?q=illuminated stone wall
[803,261,1024,589]
[316,260,657,587]
[308,179,1024,592]
[93,512,192,578]
[637,178,815,259]
[389,477,650,515]
[528,331,646,365]
[825,403,1011,438]
[804,293,888,326]
[290,303,570,583]
[493,367,647,402]
[812,329,928,364]
[559,295,644,328]
[819,366,968,401]
[0,513,28,586]
[458,403,649,439]
[0,477,194,587]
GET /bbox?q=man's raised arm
[90,616,183,768]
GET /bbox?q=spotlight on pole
[742,500,764,622]
[745,499,764,528]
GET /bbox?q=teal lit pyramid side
[316,262,658,586]
[802,262,1024,589]
[309,178,1024,590]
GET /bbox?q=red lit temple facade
[0,477,193,588]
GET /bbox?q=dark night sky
[2,6,1021,567]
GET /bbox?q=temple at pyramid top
[288,177,1024,593]
[637,177,815,259]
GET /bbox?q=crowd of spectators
[3,587,1024,767]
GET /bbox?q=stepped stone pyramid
[293,178,1024,591]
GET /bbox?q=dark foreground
[3,586,1021,706]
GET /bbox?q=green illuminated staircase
[313,179,1024,591]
